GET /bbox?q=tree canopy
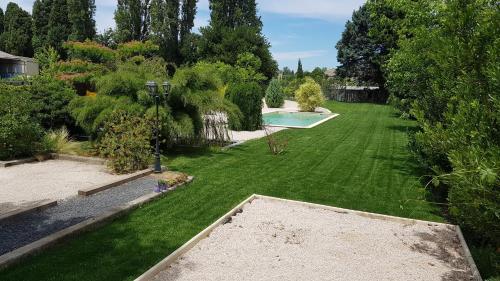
[0,3,33,56]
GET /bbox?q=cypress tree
[296,59,304,79]
[46,0,71,54]
[68,0,96,41]
[0,8,4,35]
[0,3,33,56]
[32,0,53,51]
[150,0,180,64]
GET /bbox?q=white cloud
[273,50,327,61]
[198,0,364,21]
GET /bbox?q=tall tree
[199,0,277,79]
[32,0,53,51]
[115,0,150,42]
[46,0,71,54]
[0,8,4,35]
[0,3,33,56]
[180,0,197,43]
[336,4,383,87]
[296,59,304,79]
[209,0,261,29]
[68,0,96,41]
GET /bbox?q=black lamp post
[146,81,170,173]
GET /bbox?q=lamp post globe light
[146,81,170,174]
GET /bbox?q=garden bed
[140,196,479,281]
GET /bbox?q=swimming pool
[262,111,337,128]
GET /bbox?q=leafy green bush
[0,86,42,160]
[30,75,76,129]
[63,40,116,64]
[69,95,144,138]
[226,82,263,131]
[98,110,152,174]
[265,79,284,108]
[295,78,325,112]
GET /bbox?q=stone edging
[134,194,482,281]
[78,169,154,196]
[0,176,194,270]
[0,200,58,222]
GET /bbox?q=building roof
[0,51,35,62]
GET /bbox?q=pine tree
[46,0,71,54]
[115,0,150,42]
[0,8,4,35]
[296,59,304,79]
[68,0,96,41]
[199,0,277,79]
[0,3,33,56]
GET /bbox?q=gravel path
[152,198,474,281]
[0,160,132,213]
[0,176,156,255]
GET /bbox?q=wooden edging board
[0,177,194,270]
[134,194,482,281]
[0,200,58,222]
[78,169,153,196]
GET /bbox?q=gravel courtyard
[151,198,475,281]
[0,160,130,213]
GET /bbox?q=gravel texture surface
[152,198,474,281]
[0,160,131,213]
[0,176,156,255]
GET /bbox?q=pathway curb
[78,169,153,196]
[0,200,58,222]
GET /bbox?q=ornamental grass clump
[265,79,284,108]
[98,110,153,174]
[295,78,325,112]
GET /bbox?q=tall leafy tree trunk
[180,0,197,44]
[150,0,180,64]
[115,0,150,42]
[0,3,33,56]
[47,0,71,54]
[68,0,96,41]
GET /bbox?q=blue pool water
[263,112,333,128]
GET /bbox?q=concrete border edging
[0,176,194,270]
[78,169,153,196]
[135,194,482,281]
[0,200,58,222]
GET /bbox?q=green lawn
[1,102,444,281]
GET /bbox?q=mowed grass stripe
[0,102,442,281]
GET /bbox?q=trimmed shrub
[117,40,159,59]
[98,110,152,174]
[226,82,263,131]
[295,78,325,112]
[63,40,116,64]
[265,79,284,108]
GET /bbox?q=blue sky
[1,0,365,71]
